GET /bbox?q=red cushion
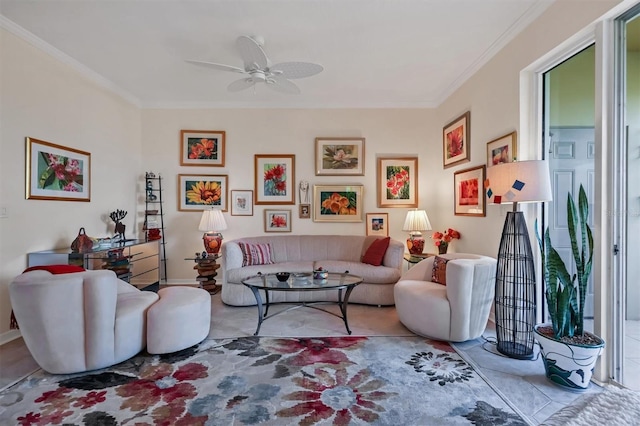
[362,237,391,266]
[23,264,85,274]
[431,256,450,285]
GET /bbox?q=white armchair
[9,269,159,374]
[394,253,496,342]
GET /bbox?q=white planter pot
[533,323,605,392]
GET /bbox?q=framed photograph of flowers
[376,157,418,208]
[443,111,470,169]
[180,130,225,167]
[264,209,292,232]
[315,137,365,176]
[453,165,485,217]
[486,131,517,167]
[313,185,363,222]
[230,190,253,216]
[26,137,91,201]
[254,154,295,205]
[178,174,228,212]
[366,213,389,237]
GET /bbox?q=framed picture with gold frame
[453,165,485,217]
[180,130,225,166]
[230,190,253,216]
[254,154,295,205]
[313,185,364,222]
[264,209,292,232]
[315,137,365,176]
[443,112,471,169]
[366,213,389,236]
[178,174,228,212]
[377,157,418,208]
[486,131,517,167]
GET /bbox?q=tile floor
[1,292,638,425]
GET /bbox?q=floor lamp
[485,160,552,360]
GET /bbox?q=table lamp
[485,160,552,359]
[402,209,432,255]
[198,208,227,255]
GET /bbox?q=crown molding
[141,100,439,109]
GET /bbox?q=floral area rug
[0,336,528,425]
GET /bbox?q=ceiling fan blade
[236,36,268,71]
[227,78,256,92]
[185,59,246,74]
[270,62,324,79]
[266,76,301,94]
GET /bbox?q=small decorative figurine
[109,209,128,242]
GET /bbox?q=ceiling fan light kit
[186,35,323,94]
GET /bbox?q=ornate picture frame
[453,165,486,217]
[366,213,389,236]
[254,154,295,205]
[180,130,225,167]
[443,112,471,169]
[26,137,91,202]
[315,137,365,176]
[178,174,228,212]
[313,185,364,222]
[486,131,517,167]
[377,157,418,208]
[299,204,311,219]
[264,209,292,232]
[230,190,253,216]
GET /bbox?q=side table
[185,253,221,294]
[403,253,436,269]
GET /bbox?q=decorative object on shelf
[254,154,296,205]
[70,227,94,253]
[366,212,389,237]
[486,131,517,167]
[313,268,328,280]
[534,184,604,390]
[485,160,552,360]
[26,137,91,202]
[230,189,253,216]
[180,130,225,167]
[178,174,228,212]
[315,137,365,176]
[198,208,227,254]
[264,209,292,232]
[313,185,363,223]
[454,165,486,216]
[402,209,432,255]
[431,228,460,254]
[376,157,418,208]
[109,209,128,242]
[442,111,470,169]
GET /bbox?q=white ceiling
[0,0,555,108]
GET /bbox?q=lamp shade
[198,209,227,232]
[402,209,432,233]
[485,160,552,204]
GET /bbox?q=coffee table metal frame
[241,272,362,336]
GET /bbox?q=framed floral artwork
[26,137,91,201]
[443,112,471,169]
[180,130,225,167]
[453,165,485,217]
[230,190,253,216]
[486,131,517,167]
[264,209,292,232]
[313,185,363,222]
[178,174,228,212]
[366,213,389,236]
[315,137,365,176]
[254,154,295,205]
[376,157,418,208]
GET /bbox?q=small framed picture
[443,112,471,169]
[231,190,253,216]
[178,174,228,212]
[180,130,225,167]
[486,131,517,167]
[264,209,292,232]
[299,204,311,219]
[313,185,364,222]
[255,154,296,205]
[315,137,365,176]
[366,213,389,236]
[377,157,418,208]
[454,165,486,217]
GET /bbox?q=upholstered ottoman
[147,286,211,354]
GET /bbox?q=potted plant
[535,184,605,391]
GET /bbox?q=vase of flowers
[431,228,460,254]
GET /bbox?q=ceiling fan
[186,35,323,94]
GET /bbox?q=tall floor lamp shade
[485,160,552,359]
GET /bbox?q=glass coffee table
[242,272,363,336]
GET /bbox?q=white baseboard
[0,329,22,346]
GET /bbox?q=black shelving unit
[144,172,167,281]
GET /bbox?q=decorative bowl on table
[275,272,290,282]
[313,268,328,280]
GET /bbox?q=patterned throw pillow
[362,237,391,266]
[239,242,275,266]
[431,256,450,285]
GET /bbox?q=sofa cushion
[362,237,390,266]
[239,242,275,266]
[431,256,450,285]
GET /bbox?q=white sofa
[221,235,404,306]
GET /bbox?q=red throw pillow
[362,237,391,266]
[23,264,85,274]
[431,256,450,285]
